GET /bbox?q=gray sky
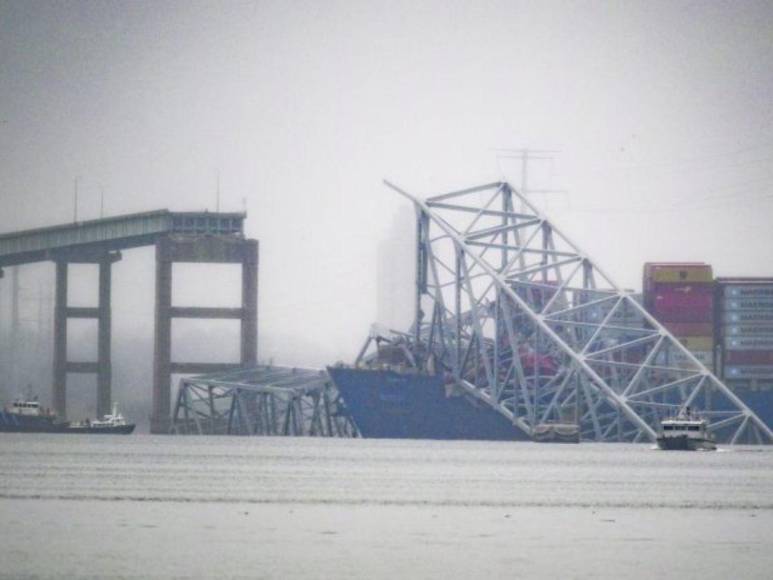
[1,0,772,374]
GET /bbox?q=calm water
[1,435,772,579]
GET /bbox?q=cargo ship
[330,266,773,443]
[0,398,135,434]
[327,365,530,440]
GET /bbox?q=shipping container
[686,350,713,367]
[652,284,714,322]
[643,263,713,311]
[584,297,646,325]
[724,350,773,365]
[644,263,713,284]
[724,324,773,336]
[716,280,773,370]
[721,285,773,299]
[724,366,773,380]
[723,311,773,324]
[724,336,773,350]
[675,336,714,351]
[721,298,773,311]
[663,322,714,337]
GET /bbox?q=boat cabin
[10,400,42,416]
[661,421,706,433]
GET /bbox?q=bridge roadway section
[0,210,258,433]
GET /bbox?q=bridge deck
[0,209,245,267]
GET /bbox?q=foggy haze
[1,1,772,424]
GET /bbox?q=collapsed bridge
[366,180,773,444]
[170,366,357,437]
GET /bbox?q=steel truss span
[381,180,772,444]
[171,366,358,437]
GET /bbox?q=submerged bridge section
[377,180,773,444]
[170,366,358,437]
[0,210,257,432]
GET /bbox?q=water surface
[1,435,771,578]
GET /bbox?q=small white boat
[656,408,716,451]
[66,403,135,434]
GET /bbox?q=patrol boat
[656,408,716,451]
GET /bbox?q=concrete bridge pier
[151,235,258,434]
[52,250,121,419]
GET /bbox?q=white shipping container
[722,285,773,299]
[724,337,773,350]
[724,311,773,324]
[724,366,773,380]
[724,325,773,336]
[722,298,773,310]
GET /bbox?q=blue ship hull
[326,367,529,441]
[0,411,64,433]
[730,387,773,429]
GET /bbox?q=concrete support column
[0,268,4,398]
[241,240,259,367]
[97,257,112,417]
[152,235,259,434]
[152,240,173,434]
[53,261,68,418]
[10,266,19,387]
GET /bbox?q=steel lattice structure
[382,180,772,444]
[170,366,358,437]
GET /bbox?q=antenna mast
[216,170,221,213]
[73,176,80,222]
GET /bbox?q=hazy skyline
[2,1,772,417]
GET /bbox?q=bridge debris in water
[170,366,358,437]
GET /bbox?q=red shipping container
[663,322,714,337]
[652,302,713,322]
[724,350,773,365]
[651,283,714,322]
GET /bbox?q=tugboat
[656,408,717,451]
[0,398,64,432]
[65,403,135,434]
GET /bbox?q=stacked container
[643,263,714,369]
[716,278,773,387]
[715,278,773,427]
